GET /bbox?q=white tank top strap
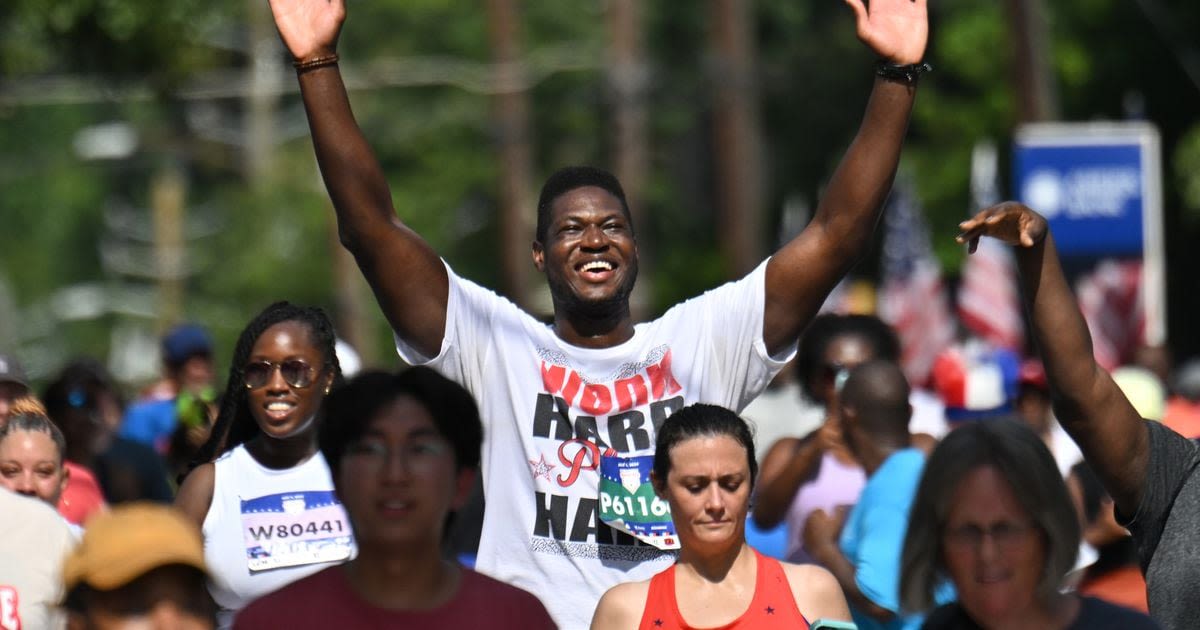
[201,445,355,629]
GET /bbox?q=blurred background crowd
[2,1,1200,629]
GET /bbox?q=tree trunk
[710,0,765,279]
[486,0,535,308]
[1004,0,1059,122]
[607,0,652,313]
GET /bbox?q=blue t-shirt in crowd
[120,398,177,453]
[840,447,952,630]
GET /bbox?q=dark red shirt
[233,565,555,629]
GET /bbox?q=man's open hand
[268,0,345,62]
[957,201,1049,254]
[844,0,928,66]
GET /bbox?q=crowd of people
[0,0,1193,629]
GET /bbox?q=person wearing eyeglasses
[234,368,554,629]
[176,301,356,629]
[900,419,1157,629]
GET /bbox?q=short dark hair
[652,404,757,487]
[64,564,214,623]
[42,359,125,460]
[42,359,125,419]
[319,367,483,476]
[900,419,1079,613]
[841,359,911,439]
[535,166,633,243]
[796,314,901,402]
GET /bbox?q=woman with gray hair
[900,419,1157,629]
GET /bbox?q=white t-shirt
[740,381,823,462]
[1048,419,1084,479]
[396,260,793,628]
[0,488,74,630]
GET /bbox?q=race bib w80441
[240,491,354,573]
[598,453,679,550]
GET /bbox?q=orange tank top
[638,550,811,629]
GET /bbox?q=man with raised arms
[959,202,1196,630]
[269,0,928,626]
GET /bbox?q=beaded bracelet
[293,54,339,73]
[875,61,932,84]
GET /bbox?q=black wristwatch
[875,60,932,84]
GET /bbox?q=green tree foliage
[1,0,233,85]
[3,0,1200,382]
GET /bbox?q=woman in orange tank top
[591,404,853,629]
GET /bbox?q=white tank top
[202,445,356,629]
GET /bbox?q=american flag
[957,142,1025,351]
[878,177,956,387]
[1077,259,1146,370]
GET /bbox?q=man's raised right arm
[271,0,447,358]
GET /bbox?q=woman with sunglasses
[177,301,356,629]
[753,314,900,564]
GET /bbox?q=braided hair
[0,411,67,465]
[187,301,343,475]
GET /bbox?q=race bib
[598,453,679,550]
[240,491,354,573]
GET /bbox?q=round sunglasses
[242,359,318,390]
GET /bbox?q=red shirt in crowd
[1163,397,1200,439]
[1078,565,1150,614]
[638,551,811,629]
[57,461,106,525]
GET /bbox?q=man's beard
[547,259,639,321]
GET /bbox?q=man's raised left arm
[763,0,928,355]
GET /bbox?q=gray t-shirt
[1119,421,1200,629]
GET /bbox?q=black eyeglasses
[242,359,317,390]
[944,521,1035,551]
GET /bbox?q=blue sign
[1013,123,1160,258]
